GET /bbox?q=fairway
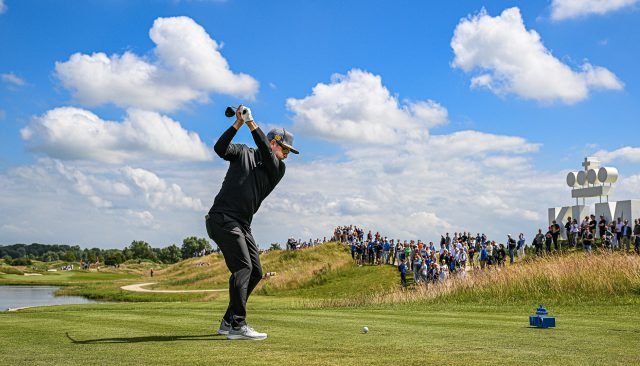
[1,299,639,366]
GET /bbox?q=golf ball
[362,326,369,333]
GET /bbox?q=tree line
[0,237,213,266]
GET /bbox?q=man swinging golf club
[206,104,298,340]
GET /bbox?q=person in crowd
[459,246,468,271]
[551,220,561,251]
[404,244,412,271]
[615,217,624,250]
[633,218,640,254]
[419,259,429,284]
[413,254,423,283]
[564,217,572,243]
[570,219,579,247]
[610,222,619,250]
[589,215,598,236]
[350,241,356,261]
[544,228,553,254]
[507,234,516,264]
[490,243,499,269]
[583,228,594,253]
[479,245,489,270]
[382,239,390,265]
[398,243,406,265]
[439,264,448,282]
[517,233,526,259]
[388,239,395,265]
[367,240,375,265]
[598,215,607,238]
[398,259,407,287]
[533,229,545,256]
[622,219,632,252]
[356,241,364,266]
[375,240,384,265]
[497,244,506,267]
[602,226,613,252]
[468,241,476,269]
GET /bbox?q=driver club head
[225,106,236,118]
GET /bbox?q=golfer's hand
[235,105,246,123]
[232,105,245,130]
[237,105,254,123]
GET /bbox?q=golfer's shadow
[66,332,225,344]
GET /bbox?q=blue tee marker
[529,305,556,328]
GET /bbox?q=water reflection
[0,285,98,311]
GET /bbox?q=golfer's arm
[250,126,283,182]
[214,126,241,160]
[249,125,270,156]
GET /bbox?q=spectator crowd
[331,217,640,287]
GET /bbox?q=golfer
[205,105,298,340]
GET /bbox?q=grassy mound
[153,243,363,293]
[0,265,23,275]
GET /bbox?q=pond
[0,285,98,311]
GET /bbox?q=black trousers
[206,213,262,327]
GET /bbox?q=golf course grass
[2,300,639,365]
[1,244,639,365]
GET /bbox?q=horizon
[1,0,639,249]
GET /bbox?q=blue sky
[1,0,639,249]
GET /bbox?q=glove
[238,106,254,123]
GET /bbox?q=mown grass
[1,299,639,365]
[2,245,640,365]
[0,271,138,285]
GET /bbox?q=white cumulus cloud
[286,69,448,145]
[0,0,6,14]
[123,167,205,211]
[266,70,553,244]
[551,0,639,20]
[21,107,212,163]
[595,146,640,163]
[451,7,624,104]
[55,16,258,112]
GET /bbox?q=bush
[8,257,32,266]
[0,265,24,275]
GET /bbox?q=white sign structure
[549,157,640,238]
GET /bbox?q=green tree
[128,240,156,261]
[269,243,282,251]
[104,250,125,266]
[159,244,182,264]
[63,250,76,262]
[181,237,212,259]
[122,247,133,260]
[43,251,59,262]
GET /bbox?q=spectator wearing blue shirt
[367,240,375,265]
[398,260,407,287]
[383,240,390,264]
[479,245,489,270]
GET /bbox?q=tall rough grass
[301,252,640,308]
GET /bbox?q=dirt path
[120,283,226,293]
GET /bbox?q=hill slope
[152,243,399,299]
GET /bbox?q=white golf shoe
[226,325,267,340]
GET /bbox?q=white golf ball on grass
[362,326,369,333]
